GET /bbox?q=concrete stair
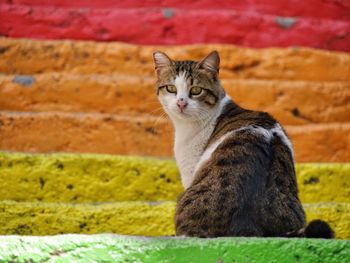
[1,1,350,51]
[0,152,349,239]
[0,37,349,261]
[0,38,350,161]
[0,235,348,262]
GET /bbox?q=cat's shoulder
[212,101,294,158]
[215,101,280,135]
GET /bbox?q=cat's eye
[165,85,177,93]
[190,86,203,96]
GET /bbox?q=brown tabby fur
[175,101,305,237]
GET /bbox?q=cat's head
[153,51,226,123]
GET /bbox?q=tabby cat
[153,50,333,238]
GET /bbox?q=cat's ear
[153,51,172,75]
[198,51,220,75]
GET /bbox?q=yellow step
[0,201,349,239]
[0,153,349,203]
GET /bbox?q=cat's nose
[177,98,188,111]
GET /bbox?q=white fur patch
[174,72,188,99]
[174,95,231,189]
[192,123,294,185]
[193,130,235,175]
[270,123,294,159]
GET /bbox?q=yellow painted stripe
[0,153,349,203]
[0,152,182,202]
[296,164,350,203]
[304,203,350,240]
[0,201,348,239]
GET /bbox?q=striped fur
[153,51,316,238]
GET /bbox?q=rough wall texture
[0,0,349,258]
[1,113,349,162]
[1,1,350,50]
[1,200,349,238]
[0,38,349,162]
[0,153,349,204]
[0,153,349,238]
[1,75,349,125]
[1,38,350,80]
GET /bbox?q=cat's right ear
[198,50,220,76]
[153,51,172,75]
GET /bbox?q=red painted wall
[1,1,349,51]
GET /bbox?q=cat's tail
[284,220,334,239]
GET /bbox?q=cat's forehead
[173,60,197,75]
[171,60,211,84]
[157,59,216,87]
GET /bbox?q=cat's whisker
[146,107,165,115]
[152,112,169,128]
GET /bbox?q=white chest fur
[174,122,215,189]
[173,96,231,189]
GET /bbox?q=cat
[153,50,334,238]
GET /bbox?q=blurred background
[0,0,349,243]
[0,0,349,161]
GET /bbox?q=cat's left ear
[198,51,220,76]
[153,51,172,75]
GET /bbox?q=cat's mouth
[179,108,187,114]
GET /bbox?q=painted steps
[0,112,349,162]
[1,74,349,124]
[1,1,350,51]
[0,235,349,263]
[1,153,349,203]
[1,201,349,239]
[1,37,350,79]
[0,38,350,161]
[0,153,349,238]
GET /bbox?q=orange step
[0,112,349,162]
[1,74,349,125]
[1,38,349,81]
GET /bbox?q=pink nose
[177,99,188,111]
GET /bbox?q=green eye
[165,85,177,93]
[190,86,203,96]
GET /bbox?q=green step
[0,235,349,263]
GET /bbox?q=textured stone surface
[0,201,349,238]
[0,153,182,202]
[9,0,350,20]
[1,2,350,51]
[0,235,349,263]
[0,153,349,203]
[304,203,350,241]
[1,38,350,81]
[1,74,349,125]
[0,113,349,162]
[296,164,350,203]
[0,201,175,236]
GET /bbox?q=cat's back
[175,100,304,237]
[210,101,282,144]
[196,101,294,174]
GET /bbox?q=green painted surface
[0,152,349,203]
[0,235,349,263]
